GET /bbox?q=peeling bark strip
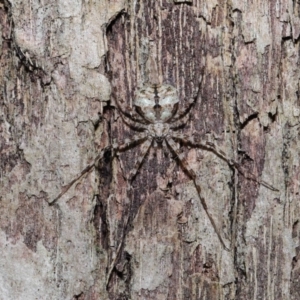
[0,0,299,298]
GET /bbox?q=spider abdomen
[135,84,179,123]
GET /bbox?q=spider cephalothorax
[147,123,170,142]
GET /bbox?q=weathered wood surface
[0,0,299,299]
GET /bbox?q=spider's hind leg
[114,96,149,126]
[169,75,203,125]
[118,112,148,132]
[170,108,194,130]
[171,97,195,122]
[166,137,231,251]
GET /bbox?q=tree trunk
[0,0,299,299]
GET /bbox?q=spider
[51,79,278,251]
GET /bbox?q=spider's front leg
[111,132,151,183]
[50,147,109,204]
[127,138,153,183]
[172,133,278,192]
[165,137,230,251]
[50,132,148,204]
[112,132,148,152]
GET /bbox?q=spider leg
[169,84,203,129]
[118,112,148,131]
[166,137,230,251]
[112,132,148,152]
[114,98,149,125]
[169,75,203,124]
[172,133,279,192]
[50,133,149,204]
[49,148,109,205]
[160,139,179,190]
[106,211,130,289]
[127,138,152,182]
[106,138,152,287]
[170,109,193,130]
[169,98,195,125]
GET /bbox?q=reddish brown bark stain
[104,2,228,297]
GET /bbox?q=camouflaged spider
[112,81,235,249]
[53,80,278,251]
[115,81,278,250]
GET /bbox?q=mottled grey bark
[0,0,299,299]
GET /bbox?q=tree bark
[0,0,299,299]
